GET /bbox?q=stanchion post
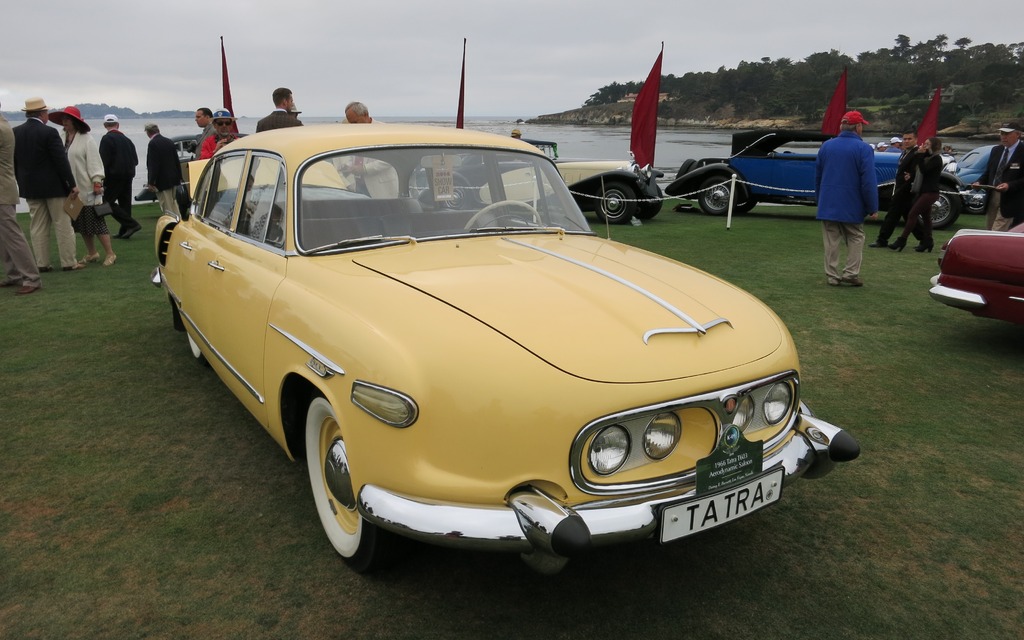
[726,174,738,230]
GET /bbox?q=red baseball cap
[841,110,869,125]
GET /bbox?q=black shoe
[889,237,907,252]
[121,224,142,240]
[868,239,889,248]
[914,239,934,253]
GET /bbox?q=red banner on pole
[630,44,663,169]
[220,37,238,133]
[456,39,466,129]
[821,68,847,135]
[916,86,942,143]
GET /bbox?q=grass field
[2,202,1022,640]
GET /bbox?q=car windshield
[297,146,590,253]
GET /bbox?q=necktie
[995,147,1011,183]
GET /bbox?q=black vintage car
[664,130,969,229]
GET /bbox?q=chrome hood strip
[504,238,731,341]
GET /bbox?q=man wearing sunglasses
[199,109,239,160]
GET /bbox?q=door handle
[207,260,225,272]
[179,241,193,251]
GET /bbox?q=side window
[200,154,246,228]
[238,156,285,246]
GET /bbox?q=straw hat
[21,97,49,112]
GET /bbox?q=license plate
[659,467,784,543]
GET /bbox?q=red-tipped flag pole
[630,43,663,169]
[821,67,847,135]
[220,36,238,133]
[916,86,942,143]
[456,38,467,129]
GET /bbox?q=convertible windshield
[297,146,591,252]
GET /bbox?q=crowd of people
[815,112,1023,288]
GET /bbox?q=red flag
[456,38,466,129]
[916,86,942,143]
[220,36,238,134]
[821,68,847,135]
[630,44,663,168]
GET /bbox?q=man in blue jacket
[815,110,878,287]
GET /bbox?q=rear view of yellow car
[152,124,859,574]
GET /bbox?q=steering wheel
[464,200,541,229]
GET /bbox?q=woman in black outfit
[891,137,943,252]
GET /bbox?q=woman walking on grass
[49,106,116,266]
[890,137,943,253]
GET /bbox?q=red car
[929,225,1024,325]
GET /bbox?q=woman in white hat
[49,106,116,266]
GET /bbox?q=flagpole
[456,38,466,129]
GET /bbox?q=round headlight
[763,382,792,425]
[589,426,630,475]
[644,413,681,460]
[733,394,755,429]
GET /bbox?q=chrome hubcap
[324,438,356,510]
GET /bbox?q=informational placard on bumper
[659,467,784,543]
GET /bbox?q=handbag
[63,193,83,220]
[94,201,114,217]
[910,170,923,195]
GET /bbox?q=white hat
[890,136,901,144]
[103,114,119,124]
[876,142,888,149]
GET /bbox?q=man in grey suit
[0,103,42,294]
[12,97,81,271]
[256,87,303,132]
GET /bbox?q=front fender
[664,163,741,197]
[568,170,646,198]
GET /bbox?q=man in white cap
[12,97,81,272]
[886,136,902,153]
[98,114,141,238]
[972,122,1024,230]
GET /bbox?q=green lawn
[2,203,1021,640]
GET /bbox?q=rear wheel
[930,188,961,230]
[594,180,639,224]
[305,397,399,573]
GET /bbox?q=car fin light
[351,381,418,428]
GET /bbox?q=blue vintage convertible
[665,130,969,229]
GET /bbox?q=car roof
[225,123,547,159]
[732,130,833,156]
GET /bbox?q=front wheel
[305,397,398,573]
[697,176,745,216]
[594,180,639,224]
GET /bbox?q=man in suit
[256,88,303,132]
[98,114,141,238]
[143,123,182,221]
[973,122,1024,231]
[0,103,42,294]
[11,97,81,271]
[869,129,924,248]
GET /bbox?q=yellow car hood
[351,234,785,383]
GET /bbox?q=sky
[1,0,1019,119]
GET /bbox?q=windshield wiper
[468,225,568,234]
[306,235,416,254]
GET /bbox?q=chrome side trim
[503,237,731,339]
[358,417,833,554]
[269,324,346,377]
[929,284,986,309]
[177,306,264,404]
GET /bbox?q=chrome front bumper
[358,414,858,571]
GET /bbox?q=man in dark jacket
[972,122,1024,231]
[256,87,303,132]
[143,123,182,222]
[12,96,81,271]
[98,114,140,238]
[869,130,924,248]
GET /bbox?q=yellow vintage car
[152,124,859,574]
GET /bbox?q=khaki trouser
[985,190,1017,231]
[156,188,178,217]
[822,221,865,280]
[27,197,78,269]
